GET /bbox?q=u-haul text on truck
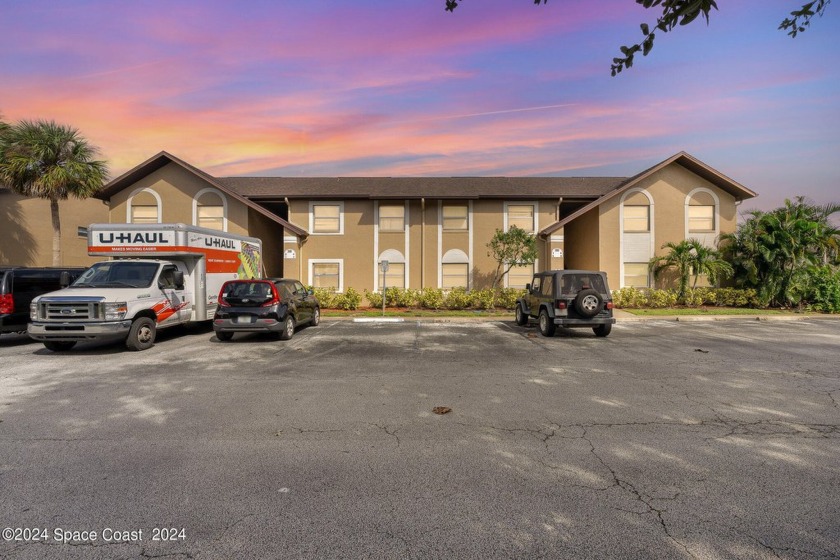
[28,223,263,351]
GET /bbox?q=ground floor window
[624,263,650,288]
[442,263,469,289]
[383,262,405,289]
[310,260,343,292]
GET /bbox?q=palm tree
[0,120,108,265]
[690,240,733,288]
[648,240,695,300]
[721,197,840,306]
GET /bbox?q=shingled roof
[217,176,625,200]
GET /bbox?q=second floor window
[312,204,342,234]
[688,205,715,232]
[442,205,468,231]
[623,205,650,232]
[507,204,535,232]
[131,205,158,224]
[379,204,405,232]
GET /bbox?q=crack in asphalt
[371,423,401,447]
[578,427,698,559]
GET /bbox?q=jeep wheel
[44,341,76,352]
[279,315,295,341]
[216,331,233,342]
[538,309,556,337]
[126,317,156,351]
[575,288,602,318]
[515,304,528,326]
[593,324,612,337]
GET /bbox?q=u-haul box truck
[29,223,263,352]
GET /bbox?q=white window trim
[308,259,344,293]
[309,201,344,235]
[192,187,228,232]
[619,188,655,289]
[376,201,407,233]
[503,201,539,233]
[374,201,410,290]
[685,187,720,239]
[376,249,407,292]
[126,187,162,224]
[437,202,474,289]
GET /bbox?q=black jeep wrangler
[515,270,615,337]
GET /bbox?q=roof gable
[96,151,308,238]
[539,152,757,237]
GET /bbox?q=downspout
[421,198,425,289]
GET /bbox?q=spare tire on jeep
[574,288,602,318]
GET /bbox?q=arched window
[620,189,654,288]
[127,188,161,224]
[378,249,406,290]
[686,189,719,235]
[194,188,227,231]
[441,249,469,289]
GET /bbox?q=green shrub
[334,287,362,310]
[683,287,716,307]
[444,287,472,310]
[804,266,840,313]
[611,287,647,308]
[385,287,419,307]
[418,288,445,309]
[470,289,496,310]
[311,287,337,308]
[363,289,384,308]
[495,288,525,310]
[647,289,679,308]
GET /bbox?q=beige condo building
[2,150,757,293]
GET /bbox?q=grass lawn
[622,307,802,316]
[322,308,514,318]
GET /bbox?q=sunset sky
[2,0,837,211]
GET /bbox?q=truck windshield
[71,262,159,288]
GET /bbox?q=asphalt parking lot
[1,319,839,559]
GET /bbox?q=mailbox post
[379,260,389,316]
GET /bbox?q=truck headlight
[104,302,128,321]
[30,301,38,321]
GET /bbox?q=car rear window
[558,274,607,295]
[222,281,275,305]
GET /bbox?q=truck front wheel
[126,317,156,351]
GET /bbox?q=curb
[322,313,839,324]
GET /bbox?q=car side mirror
[60,271,71,288]
[307,288,314,296]
[525,283,531,292]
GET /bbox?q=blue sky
[1,0,837,211]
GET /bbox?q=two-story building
[5,150,757,292]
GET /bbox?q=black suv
[0,266,86,335]
[515,270,615,337]
[213,278,320,341]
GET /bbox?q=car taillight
[606,302,614,310]
[555,300,567,310]
[0,294,13,314]
[218,286,231,307]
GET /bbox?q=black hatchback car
[213,278,320,341]
[1,266,86,335]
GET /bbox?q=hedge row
[310,287,526,311]
[610,287,764,309]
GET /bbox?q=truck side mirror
[174,271,185,290]
[60,271,71,288]
[525,283,531,292]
